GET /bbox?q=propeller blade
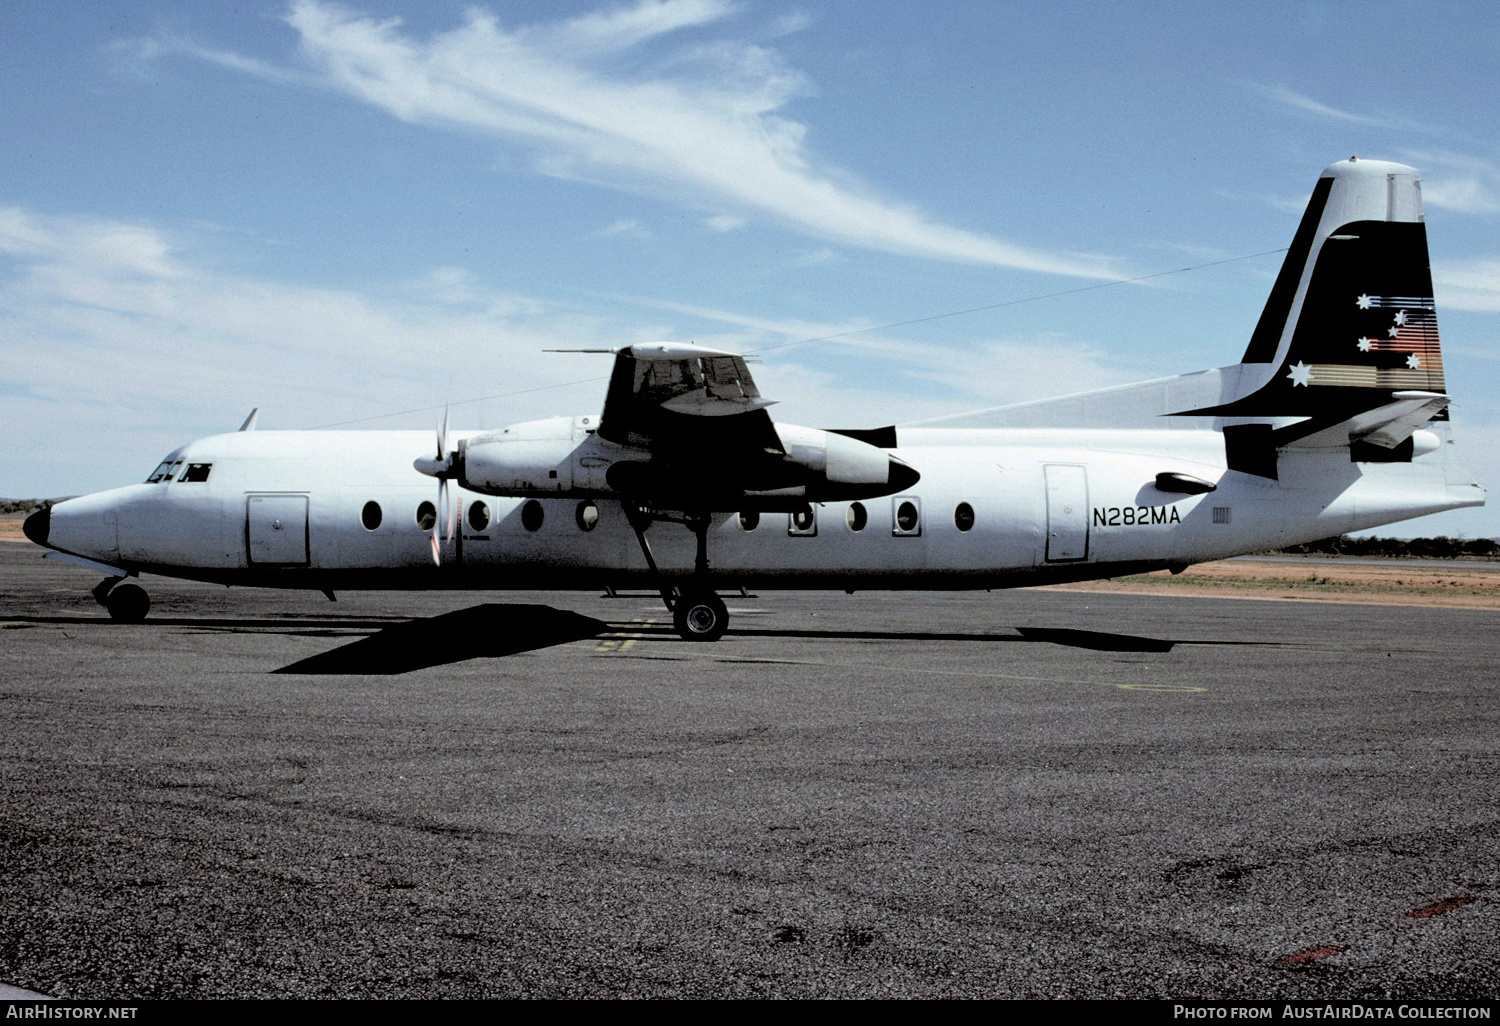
[427,407,456,566]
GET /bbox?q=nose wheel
[94,577,151,622]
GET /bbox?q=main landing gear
[94,577,151,622]
[673,589,729,643]
[625,503,730,642]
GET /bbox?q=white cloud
[1247,84,1392,127]
[596,218,653,239]
[0,205,674,494]
[1424,179,1500,215]
[151,0,1122,279]
[109,32,309,87]
[749,334,1137,431]
[769,11,813,38]
[526,0,735,56]
[1434,258,1500,312]
[703,214,747,232]
[1403,150,1500,216]
[792,246,841,265]
[602,294,1138,426]
[2,202,1139,495]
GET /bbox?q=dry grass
[1045,557,1500,609]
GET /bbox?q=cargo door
[246,494,309,566]
[1044,464,1089,562]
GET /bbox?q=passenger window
[575,501,599,532]
[468,501,490,532]
[954,502,975,532]
[738,511,759,531]
[789,507,816,536]
[181,463,212,483]
[521,500,545,532]
[416,501,437,531]
[893,498,921,536]
[846,502,867,532]
[361,501,382,531]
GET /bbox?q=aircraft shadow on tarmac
[268,604,1184,673]
[272,604,611,674]
[10,604,1270,675]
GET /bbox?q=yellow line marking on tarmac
[596,618,659,653]
[716,656,1206,692]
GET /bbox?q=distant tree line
[1276,535,1499,558]
[1,499,59,514]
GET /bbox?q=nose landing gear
[94,577,151,622]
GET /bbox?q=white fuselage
[38,420,1481,593]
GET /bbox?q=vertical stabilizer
[1180,158,1445,421]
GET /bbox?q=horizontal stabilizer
[1355,391,1451,448]
[1285,391,1450,450]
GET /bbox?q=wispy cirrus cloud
[703,214,747,233]
[130,0,1122,280]
[596,218,653,239]
[1434,257,1500,313]
[1402,149,1500,216]
[1246,84,1402,127]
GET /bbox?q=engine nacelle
[775,424,895,488]
[459,417,578,495]
[452,416,919,506]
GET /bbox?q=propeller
[413,407,459,565]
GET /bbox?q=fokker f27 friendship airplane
[23,158,1486,641]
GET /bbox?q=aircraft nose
[22,506,50,547]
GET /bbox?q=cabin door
[246,494,310,566]
[1044,464,1089,562]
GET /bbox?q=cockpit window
[145,460,183,483]
[180,463,212,483]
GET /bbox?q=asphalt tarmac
[1,545,1496,999]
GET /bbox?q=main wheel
[673,590,728,642]
[105,583,151,623]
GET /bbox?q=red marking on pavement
[1278,945,1347,965]
[1404,895,1476,918]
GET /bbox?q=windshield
[145,459,183,484]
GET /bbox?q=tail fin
[1181,158,1447,421]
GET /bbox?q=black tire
[105,583,151,623]
[673,590,728,642]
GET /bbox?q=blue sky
[3,0,1498,537]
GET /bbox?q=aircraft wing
[596,342,784,457]
[470,341,914,511]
